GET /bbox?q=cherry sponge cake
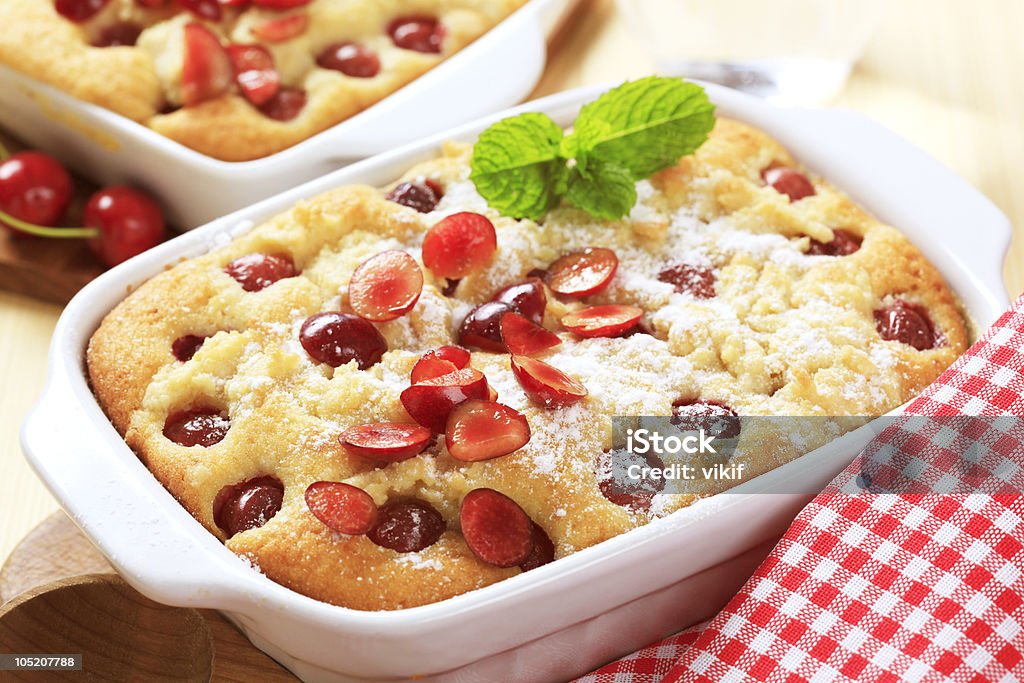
[0,0,528,161]
[87,118,968,610]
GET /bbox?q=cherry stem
[0,139,8,160]
[0,207,98,239]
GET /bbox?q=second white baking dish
[22,83,1010,682]
[0,0,576,228]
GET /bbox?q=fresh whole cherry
[84,186,166,267]
[0,151,73,232]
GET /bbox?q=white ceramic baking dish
[21,83,1010,683]
[0,0,576,229]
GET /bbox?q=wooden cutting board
[0,511,297,682]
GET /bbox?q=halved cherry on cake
[317,42,381,78]
[172,334,207,362]
[493,277,546,325]
[258,87,307,121]
[807,228,862,256]
[305,481,378,535]
[562,305,643,338]
[214,476,284,538]
[459,488,534,568]
[179,0,221,20]
[299,312,388,369]
[874,299,936,351]
[519,522,555,571]
[410,345,470,384]
[672,399,741,439]
[349,250,423,322]
[163,408,230,447]
[458,301,510,352]
[445,399,530,462]
[545,247,618,298]
[340,422,432,462]
[658,263,716,299]
[252,13,309,43]
[225,253,298,292]
[55,0,109,22]
[597,448,665,512]
[92,22,142,47]
[368,500,446,552]
[227,44,280,106]
[400,368,488,432]
[762,165,816,202]
[251,0,313,8]
[181,23,233,107]
[386,180,443,213]
[510,356,587,408]
[422,212,497,279]
[500,312,560,356]
[388,16,443,53]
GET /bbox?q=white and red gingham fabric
[577,294,1024,682]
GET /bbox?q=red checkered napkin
[578,295,1024,682]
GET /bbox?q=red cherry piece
[368,500,446,553]
[400,367,488,432]
[562,304,643,338]
[92,22,142,47]
[546,247,618,298]
[672,400,741,439]
[305,481,378,535]
[510,355,587,408]
[874,300,936,351]
[84,186,166,267]
[458,301,511,352]
[493,277,546,325]
[172,334,207,361]
[762,166,816,202]
[658,263,716,299]
[445,399,531,462]
[460,488,534,568]
[163,408,230,447]
[316,42,381,78]
[251,0,311,8]
[135,0,169,7]
[258,87,307,121]
[388,16,443,53]
[519,522,555,571]
[0,152,73,229]
[227,44,280,106]
[299,312,387,369]
[410,346,470,383]
[179,0,221,20]
[410,358,457,385]
[808,228,862,256]
[500,311,560,357]
[386,180,443,213]
[224,253,296,292]
[597,448,665,512]
[214,476,283,538]
[422,212,497,279]
[181,23,232,107]
[251,13,309,43]
[349,250,423,322]
[55,0,109,22]
[340,422,432,462]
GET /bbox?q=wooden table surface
[1,0,1021,567]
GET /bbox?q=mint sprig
[470,77,715,221]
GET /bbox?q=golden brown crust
[87,119,969,610]
[0,0,528,160]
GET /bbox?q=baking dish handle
[323,4,549,160]
[20,372,255,610]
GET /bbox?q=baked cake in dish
[0,0,528,161]
[87,118,968,610]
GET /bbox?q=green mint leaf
[469,113,568,221]
[569,76,716,179]
[565,159,637,220]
